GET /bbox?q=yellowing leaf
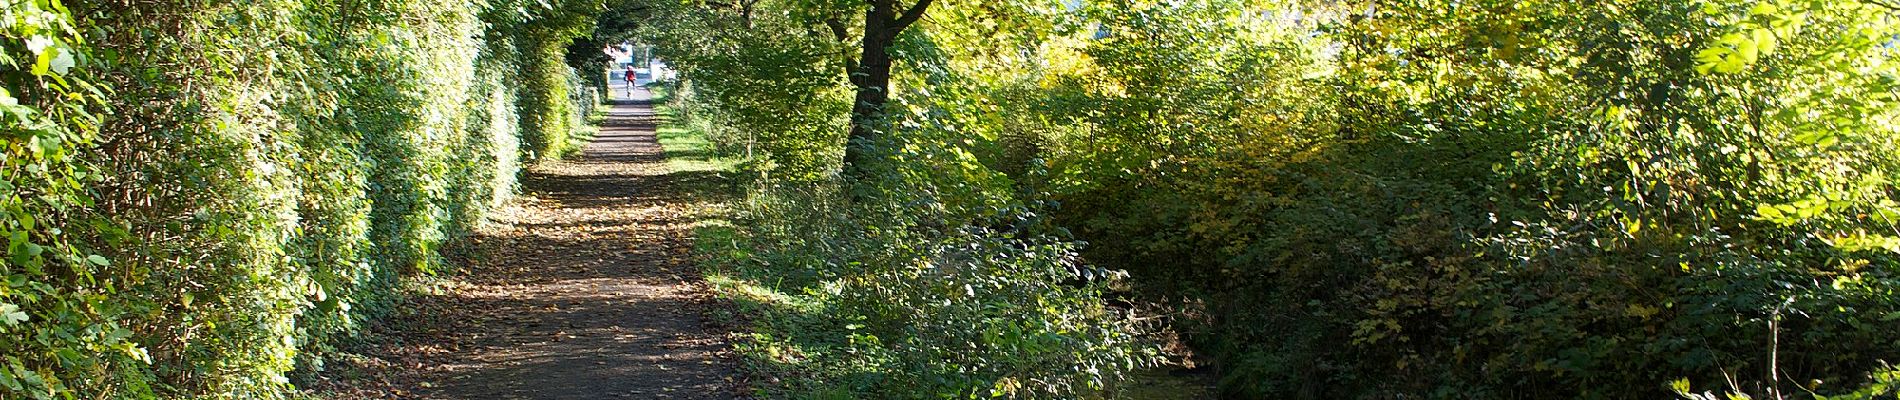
[1756,204,1784,220]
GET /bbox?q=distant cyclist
[624,66,638,97]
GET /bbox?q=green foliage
[690,137,1160,399]
[519,41,580,161]
[1674,365,1900,399]
[636,0,852,180]
[511,0,603,162]
[1034,0,1900,398]
[644,0,1900,398]
[0,0,132,396]
[0,0,603,397]
[642,1,1166,397]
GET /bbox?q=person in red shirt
[625,66,639,97]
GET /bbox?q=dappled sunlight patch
[703,273,809,315]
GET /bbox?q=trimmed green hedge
[0,0,599,397]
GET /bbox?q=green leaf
[31,46,53,76]
[85,255,107,266]
[1756,204,1785,220]
[1748,3,1779,16]
[1815,134,1839,148]
[22,36,52,54]
[1717,56,1746,74]
[1794,131,1833,145]
[47,47,73,75]
[1737,38,1759,63]
[0,371,18,393]
[1695,48,1730,75]
[1752,28,1776,56]
[0,303,26,326]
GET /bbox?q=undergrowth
[657,82,1162,400]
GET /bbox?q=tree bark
[841,0,931,179]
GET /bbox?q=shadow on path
[312,85,738,400]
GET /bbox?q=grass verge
[651,86,851,398]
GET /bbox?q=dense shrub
[694,131,1162,398]
[1038,1,1900,398]
[642,0,1900,398]
[641,0,1164,395]
[0,0,602,397]
[514,0,602,162]
[0,0,130,396]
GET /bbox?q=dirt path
[312,86,737,399]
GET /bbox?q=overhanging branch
[893,0,933,31]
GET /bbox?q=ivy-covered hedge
[0,0,599,397]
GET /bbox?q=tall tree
[841,0,933,177]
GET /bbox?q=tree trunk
[841,0,931,180]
